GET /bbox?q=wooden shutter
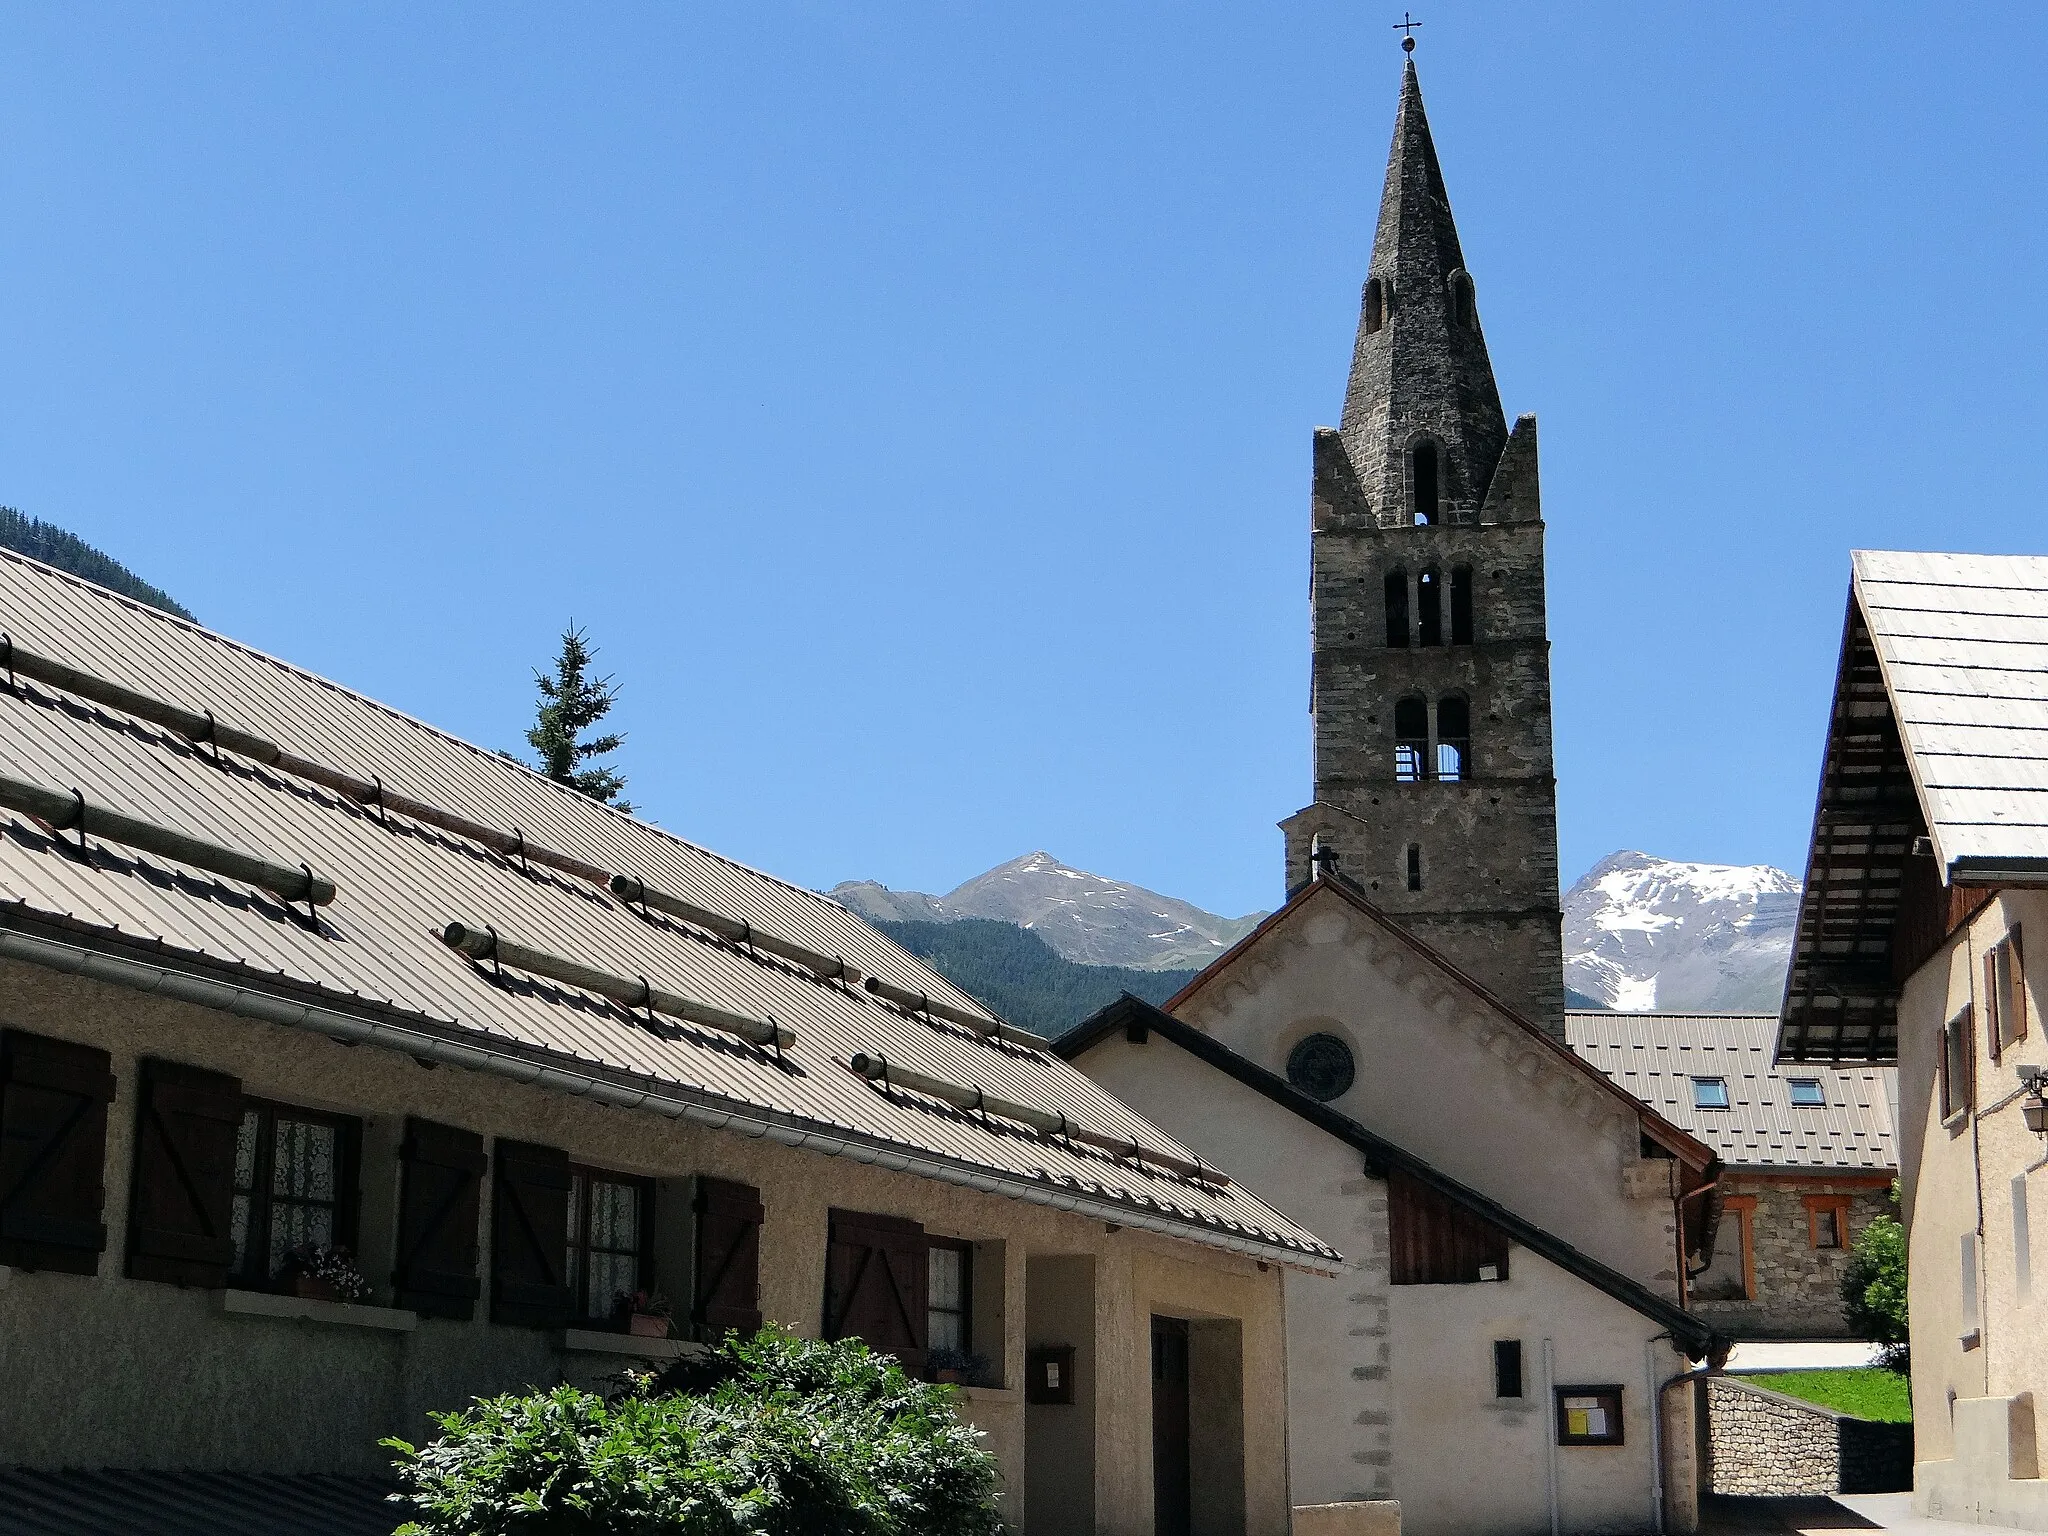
[693,1177,763,1337]
[2013,926,2028,1041]
[0,1031,116,1273]
[127,1059,241,1287]
[393,1118,485,1319]
[491,1138,572,1327]
[1387,1165,1510,1285]
[824,1207,929,1372]
[1988,950,2004,1061]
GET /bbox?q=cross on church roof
[1393,11,1421,52]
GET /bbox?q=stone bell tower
[1281,58,1564,1037]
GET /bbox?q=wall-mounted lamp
[2020,1065,2047,1135]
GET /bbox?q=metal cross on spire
[1393,11,1421,52]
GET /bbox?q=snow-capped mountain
[830,852,1265,972]
[1564,851,1800,1013]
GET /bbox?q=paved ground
[1701,1493,1989,1535]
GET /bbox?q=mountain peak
[1564,850,1799,1012]
[830,854,1264,971]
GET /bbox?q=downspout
[1647,1337,1666,1536]
[1543,1338,1561,1536]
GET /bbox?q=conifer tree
[525,624,632,812]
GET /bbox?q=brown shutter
[1988,951,2003,1061]
[126,1059,241,1286]
[393,1118,485,1319]
[490,1138,571,1327]
[2013,926,2028,1041]
[0,1031,116,1273]
[693,1176,763,1338]
[1387,1166,1511,1285]
[824,1207,929,1373]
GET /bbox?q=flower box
[628,1312,670,1339]
[291,1274,341,1303]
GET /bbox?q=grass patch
[1733,1368,1911,1423]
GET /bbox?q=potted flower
[927,1346,990,1386]
[612,1289,673,1338]
[277,1242,372,1304]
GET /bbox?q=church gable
[1161,875,1710,1289]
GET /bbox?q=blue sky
[4,4,2045,920]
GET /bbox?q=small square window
[1493,1339,1524,1400]
[1691,1077,1730,1110]
[1788,1079,1825,1108]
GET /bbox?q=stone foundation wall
[1703,1377,1911,1496]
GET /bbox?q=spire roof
[1337,60,1508,522]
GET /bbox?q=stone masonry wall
[1693,1179,1894,1340]
[1704,1377,1911,1496]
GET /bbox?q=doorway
[1152,1315,1192,1536]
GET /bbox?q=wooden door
[1152,1315,1191,1536]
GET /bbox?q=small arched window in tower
[1411,441,1440,525]
[1450,564,1474,645]
[1449,269,1477,330]
[1418,567,1443,647]
[1394,696,1429,782]
[1406,843,1423,892]
[1364,277,1386,335]
[1436,695,1470,782]
[1384,568,1410,648]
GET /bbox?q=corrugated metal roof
[0,1469,397,1536]
[1856,550,2048,873]
[0,550,1336,1267]
[1566,1012,1896,1172]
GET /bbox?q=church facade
[1066,59,1730,1536]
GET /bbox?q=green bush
[1841,1181,1909,1372]
[385,1328,1004,1535]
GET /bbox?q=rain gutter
[0,918,1337,1276]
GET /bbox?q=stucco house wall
[0,958,1294,1536]
[1078,1022,1700,1536]
[1172,887,1684,1295]
[1900,888,2047,1527]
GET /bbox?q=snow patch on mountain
[830,852,1265,972]
[1564,851,1800,1013]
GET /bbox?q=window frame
[565,1162,653,1327]
[1987,930,2027,1061]
[1941,1004,1975,1123]
[1803,1194,1852,1251]
[1410,440,1440,525]
[229,1098,361,1292]
[1690,1077,1731,1111]
[1492,1338,1524,1401]
[925,1234,974,1373]
[1393,695,1429,783]
[1787,1078,1826,1108]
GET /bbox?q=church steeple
[1283,55,1563,1037]
[1339,61,1508,526]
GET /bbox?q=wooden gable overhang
[1778,591,1993,1066]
